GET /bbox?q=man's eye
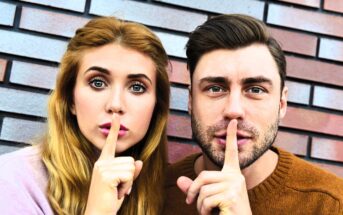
[208,86,224,93]
[89,78,106,89]
[130,82,146,93]
[247,87,265,94]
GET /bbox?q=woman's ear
[70,104,76,115]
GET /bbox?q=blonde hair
[41,16,170,214]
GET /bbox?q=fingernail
[127,187,132,195]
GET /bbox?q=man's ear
[188,85,192,115]
[279,86,288,119]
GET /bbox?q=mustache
[207,120,259,137]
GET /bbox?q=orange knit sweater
[163,147,343,215]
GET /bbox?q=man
[163,14,343,215]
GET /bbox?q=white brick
[0,2,16,26]
[20,0,86,12]
[171,86,188,111]
[155,31,187,58]
[286,81,311,105]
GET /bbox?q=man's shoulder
[283,149,343,200]
[165,153,201,187]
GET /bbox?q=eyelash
[88,77,107,89]
[129,81,146,94]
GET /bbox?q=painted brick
[10,61,57,89]
[0,59,7,82]
[168,141,201,163]
[319,38,343,62]
[0,2,16,26]
[286,81,311,105]
[311,162,343,178]
[269,27,317,56]
[90,0,207,33]
[0,29,67,62]
[167,113,192,139]
[155,0,265,20]
[268,4,343,38]
[155,31,187,58]
[280,106,343,137]
[313,86,343,111]
[287,56,343,87]
[20,0,86,12]
[277,0,320,8]
[324,0,343,13]
[171,86,188,112]
[0,144,25,155]
[169,60,190,85]
[0,117,46,144]
[20,7,89,38]
[274,131,308,156]
[311,137,343,162]
[0,88,48,117]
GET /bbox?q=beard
[191,112,280,170]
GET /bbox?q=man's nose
[223,91,245,120]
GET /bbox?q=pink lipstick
[99,123,128,137]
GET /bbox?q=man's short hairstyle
[186,14,286,91]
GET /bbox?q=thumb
[177,176,193,195]
[133,160,143,180]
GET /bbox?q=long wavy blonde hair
[41,16,170,214]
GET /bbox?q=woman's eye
[130,82,146,93]
[89,78,106,89]
[247,87,265,94]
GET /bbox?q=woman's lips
[99,123,128,137]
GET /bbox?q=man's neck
[194,149,279,190]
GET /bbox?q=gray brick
[319,38,343,62]
[155,31,187,58]
[20,0,86,12]
[0,144,25,155]
[20,7,90,38]
[155,0,265,20]
[0,2,16,26]
[171,86,188,111]
[10,61,58,90]
[90,0,207,32]
[0,29,67,62]
[286,81,311,105]
[0,117,46,144]
[313,86,343,111]
[0,88,48,117]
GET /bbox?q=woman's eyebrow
[85,66,110,74]
[127,74,152,84]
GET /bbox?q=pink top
[0,146,53,214]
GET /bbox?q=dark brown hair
[186,14,286,90]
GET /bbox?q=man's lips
[99,122,128,137]
[214,130,252,146]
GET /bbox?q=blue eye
[89,78,107,89]
[130,82,146,93]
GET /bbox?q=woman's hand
[85,115,143,215]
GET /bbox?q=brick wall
[0,0,342,178]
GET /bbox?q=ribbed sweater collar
[248,147,293,202]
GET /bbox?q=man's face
[189,44,288,169]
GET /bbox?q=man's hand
[177,120,252,215]
[85,115,143,215]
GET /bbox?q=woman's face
[71,43,157,155]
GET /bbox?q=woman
[0,16,170,214]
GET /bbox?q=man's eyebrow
[127,74,152,84]
[241,76,273,86]
[199,76,230,85]
[85,66,110,74]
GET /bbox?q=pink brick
[311,162,343,178]
[277,0,320,8]
[0,59,7,82]
[287,56,343,87]
[168,141,201,163]
[274,131,308,156]
[324,0,343,13]
[169,60,190,85]
[167,113,192,139]
[311,137,343,162]
[269,27,317,56]
[268,4,343,38]
[280,106,343,137]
